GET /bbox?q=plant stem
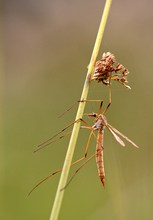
[49,1,112,219]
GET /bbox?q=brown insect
[29,100,138,195]
[83,101,138,186]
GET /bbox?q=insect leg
[28,152,94,196]
[61,153,95,191]
[34,131,72,152]
[58,99,103,118]
[35,118,82,151]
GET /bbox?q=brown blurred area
[2,1,153,220]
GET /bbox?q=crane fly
[84,101,138,186]
[29,100,138,195]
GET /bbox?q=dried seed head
[92,52,131,89]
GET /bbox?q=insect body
[86,108,138,187]
[93,115,106,186]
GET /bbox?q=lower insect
[29,100,138,195]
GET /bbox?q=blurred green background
[2,0,153,219]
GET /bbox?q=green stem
[49,1,112,219]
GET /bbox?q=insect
[82,101,139,186]
[29,100,138,195]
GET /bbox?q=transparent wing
[106,125,125,146]
[107,123,139,148]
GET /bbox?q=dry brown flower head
[92,52,131,89]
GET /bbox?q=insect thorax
[92,114,107,130]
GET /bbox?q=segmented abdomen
[96,130,105,186]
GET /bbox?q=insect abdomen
[96,131,105,186]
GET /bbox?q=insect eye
[92,113,97,117]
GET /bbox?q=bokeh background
[2,0,153,219]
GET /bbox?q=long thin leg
[36,118,82,149]
[97,101,103,115]
[28,155,87,196]
[58,101,79,118]
[29,127,95,195]
[34,131,72,152]
[84,129,95,157]
[80,94,111,116]
[108,72,112,102]
[83,100,103,117]
[82,90,111,115]
[58,99,103,118]
[79,99,103,103]
[61,153,95,191]
[36,118,93,152]
[71,129,95,165]
[28,151,95,196]
[81,126,97,139]
[109,85,112,104]
[104,85,112,114]
[81,99,104,118]
[102,86,111,115]
[28,167,63,196]
[102,102,111,115]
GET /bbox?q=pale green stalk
[49,0,112,219]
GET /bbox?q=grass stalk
[49,0,112,219]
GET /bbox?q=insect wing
[107,123,139,148]
[106,125,125,146]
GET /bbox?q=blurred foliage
[2,0,153,219]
